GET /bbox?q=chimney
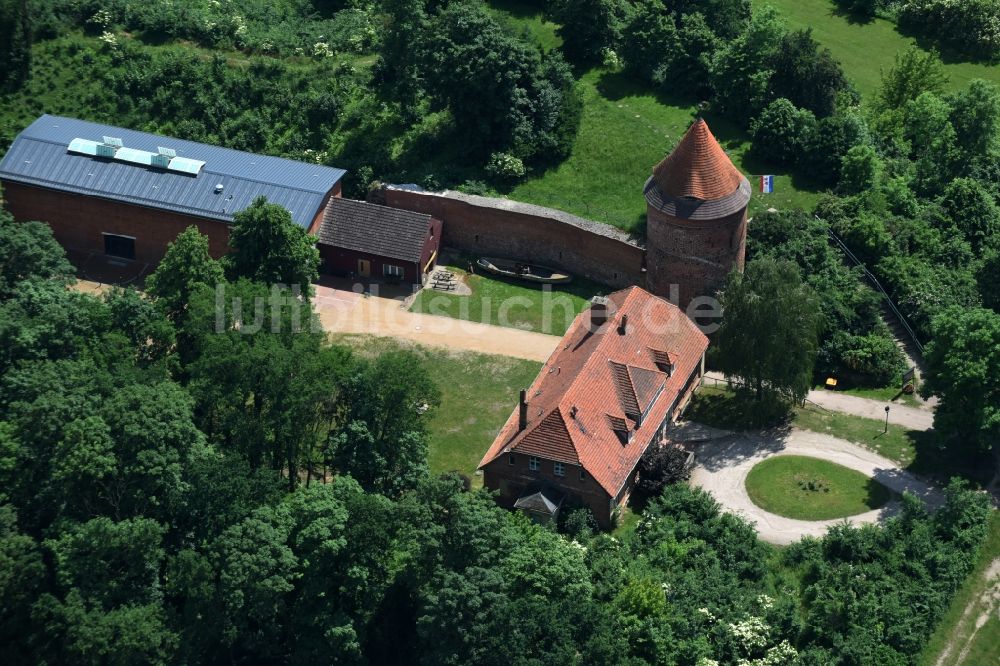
[590,296,609,330]
[617,313,629,335]
[518,389,528,431]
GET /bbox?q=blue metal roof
[0,115,347,229]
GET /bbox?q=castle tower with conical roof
[644,119,751,310]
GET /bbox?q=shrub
[631,445,692,510]
[558,506,598,540]
[750,99,816,166]
[840,145,883,194]
[485,152,526,184]
[900,0,1000,62]
[801,112,869,185]
[818,331,907,385]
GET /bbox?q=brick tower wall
[644,204,748,309]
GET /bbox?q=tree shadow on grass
[828,5,879,27]
[870,467,940,509]
[594,70,702,116]
[905,430,995,487]
[685,389,793,432]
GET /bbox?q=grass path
[919,511,1000,666]
[756,0,1000,97]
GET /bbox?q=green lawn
[757,0,1000,97]
[745,455,892,520]
[510,69,823,233]
[409,258,603,335]
[331,335,542,483]
[918,510,1000,666]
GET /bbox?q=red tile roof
[650,119,745,201]
[479,287,709,496]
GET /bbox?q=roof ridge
[329,195,432,220]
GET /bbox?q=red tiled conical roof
[650,119,745,201]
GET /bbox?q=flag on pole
[760,175,774,194]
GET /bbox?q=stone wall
[378,186,645,289]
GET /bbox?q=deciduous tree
[145,226,224,322]
[0,210,73,300]
[921,306,1000,459]
[717,258,822,403]
[227,197,320,296]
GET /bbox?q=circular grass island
[745,455,893,521]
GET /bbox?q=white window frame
[383,264,404,278]
[554,462,565,477]
[528,456,540,471]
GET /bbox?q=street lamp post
[884,406,890,434]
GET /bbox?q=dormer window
[607,415,632,446]
[649,348,675,376]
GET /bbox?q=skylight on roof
[64,137,204,174]
[168,157,205,175]
[68,138,100,156]
[115,147,153,166]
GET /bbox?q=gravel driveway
[687,427,944,545]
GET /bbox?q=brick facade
[380,187,645,289]
[2,181,231,264]
[645,205,748,309]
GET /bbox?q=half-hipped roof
[478,286,709,496]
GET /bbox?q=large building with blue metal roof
[0,114,347,267]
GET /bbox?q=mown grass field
[409,257,603,335]
[756,0,1000,97]
[509,68,822,233]
[744,454,892,519]
[331,334,542,484]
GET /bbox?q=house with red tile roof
[478,286,709,528]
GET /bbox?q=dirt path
[687,426,943,545]
[313,284,561,362]
[934,558,1000,666]
[703,372,934,431]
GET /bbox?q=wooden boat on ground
[476,257,572,284]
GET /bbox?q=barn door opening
[103,233,136,260]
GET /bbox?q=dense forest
[0,209,993,663]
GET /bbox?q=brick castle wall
[645,205,747,308]
[2,181,231,264]
[379,186,645,289]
